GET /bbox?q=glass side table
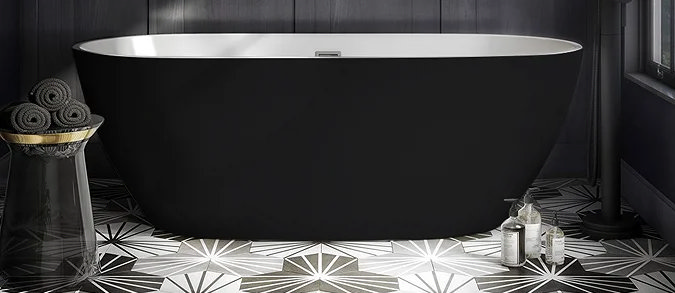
[0,115,103,282]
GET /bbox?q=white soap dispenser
[518,189,541,259]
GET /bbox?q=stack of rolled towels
[0,78,92,133]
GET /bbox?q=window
[646,0,675,87]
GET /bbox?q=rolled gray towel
[52,100,91,128]
[29,78,72,111]
[0,101,51,133]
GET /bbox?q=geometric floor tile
[360,239,508,277]
[461,230,502,258]
[0,254,163,293]
[579,239,675,277]
[540,209,582,226]
[79,254,164,293]
[93,198,149,225]
[249,241,393,258]
[561,222,665,242]
[539,185,634,214]
[475,257,638,293]
[132,239,283,277]
[631,271,675,293]
[398,271,480,293]
[150,229,195,243]
[159,271,241,293]
[450,231,494,242]
[89,178,132,200]
[532,178,588,190]
[539,185,602,213]
[0,176,667,293]
[96,222,181,259]
[552,237,607,259]
[240,253,399,293]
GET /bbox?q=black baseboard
[621,159,675,245]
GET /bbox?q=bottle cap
[552,212,559,226]
[523,191,534,204]
[509,201,520,217]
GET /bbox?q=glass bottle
[545,212,565,265]
[518,190,541,259]
[501,202,526,267]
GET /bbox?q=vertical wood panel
[295,0,332,32]
[150,0,184,34]
[73,0,148,102]
[295,0,440,33]
[38,0,78,99]
[30,0,149,102]
[75,0,148,41]
[183,0,294,33]
[19,0,39,98]
[0,0,20,103]
[441,0,477,33]
[476,0,555,35]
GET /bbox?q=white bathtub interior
[76,33,582,58]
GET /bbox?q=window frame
[644,0,675,88]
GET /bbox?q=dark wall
[0,0,19,157]
[20,0,148,101]
[20,0,596,178]
[622,79,675,204]
[1,0,19,104]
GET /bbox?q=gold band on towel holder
[0,127,99,145]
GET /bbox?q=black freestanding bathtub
[73,34,582,240]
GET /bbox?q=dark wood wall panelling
[21,0,148,100]
[294,0,440,33]
[1,0,20,104]
[150,0,294,34]
[20,0,595,178]
[0,0,20,157]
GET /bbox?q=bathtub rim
[72,33,583,59]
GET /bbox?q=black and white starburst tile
[539,185,634,214]
[89,179,132,200]
[461,230,502,258]
[158,271,241,293]
[560,221,664,241]
[532,178,588,190]
[90,197,111,211]
[79,254,165,293]
[249,241,393,258]
[151,229,195,243]
[240,253,399,293]
[1,254,160,293]
[132,239,283,277]
[539,184,601,213]
[449,231,494,242]
[0,273,82,292]
[640,225,664,241]
[359,239,508,277]
[579,238,675,277]
[548,237,607,259]
[560,223,591,240]
[397,271,480,293]
[540,209,581,226]
[475,257,638,293]
[96,222,181,259]
[94,198,149,225]
[631,270,675,293]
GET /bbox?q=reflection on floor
[0,178,673,293]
